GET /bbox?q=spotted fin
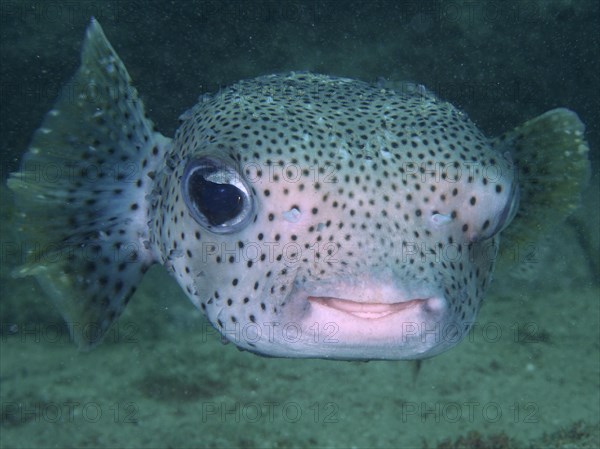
[492,108,590,272]
[7,19,170,348]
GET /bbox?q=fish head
[151,73,519,360]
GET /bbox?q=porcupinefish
[8,19,590,360]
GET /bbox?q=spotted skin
[8,19,589,360]
[150,71,518,360]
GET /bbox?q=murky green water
[1,1,598,448]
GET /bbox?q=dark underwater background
[0,1,598,448]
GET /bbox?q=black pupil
[189,170,244,226]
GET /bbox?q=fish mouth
[238,280,455,360]
[287,293,451,359]
[307,296,427,320]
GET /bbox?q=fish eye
[182,157,254,234]
[498,181,520,233]
[479,179,520,241]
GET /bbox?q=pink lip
[307,296,427,320]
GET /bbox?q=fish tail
[7,18,171,348]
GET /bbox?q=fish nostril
[430,213,452,227]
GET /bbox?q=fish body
[8,19,590,360]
